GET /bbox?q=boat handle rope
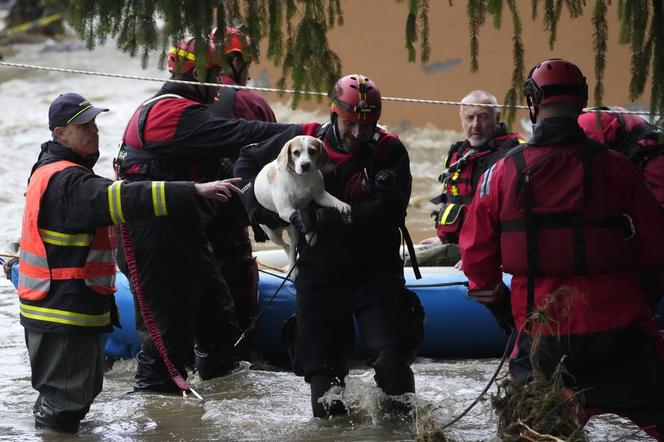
[234,237,312,349]
[0,61,660,117]
[257,266,470,290]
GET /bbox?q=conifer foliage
[65,0,663,122]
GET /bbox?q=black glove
[239,182,288,229]
[289,207,316,235]
[289,206,348,236]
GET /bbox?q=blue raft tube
[5,251,663,362]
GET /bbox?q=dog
[254,135,351,279]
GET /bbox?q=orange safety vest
[19,161,117,303]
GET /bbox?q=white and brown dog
[254,135,351,279]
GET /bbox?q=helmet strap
[526,95,539,124]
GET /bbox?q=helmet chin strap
[526,95,539,124]
[330,112,346,152]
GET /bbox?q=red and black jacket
[117,82,286,182]
[433,124,524,243]
[234,122,412,277]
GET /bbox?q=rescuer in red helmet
[460,58,664,440]
[205,26,277,344]
[234,74,424,419]
[115,32,288,395]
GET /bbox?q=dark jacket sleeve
[51,168,199,229]
[350,138,412,230]
[232,125,305,221]
[154,103,290,159]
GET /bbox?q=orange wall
[253,1,642,131]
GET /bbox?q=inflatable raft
[6,250,664,362]
[8,250,508,361]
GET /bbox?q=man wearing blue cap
[20,93,242,433]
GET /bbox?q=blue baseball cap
[48,93,109,130]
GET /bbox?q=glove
[289,207,316,235]
[239,182,288,229]
[289,206,348,236]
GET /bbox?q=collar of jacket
[528,117,587,147]
[30,140,98,179]
[159,81,206,103]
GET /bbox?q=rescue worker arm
[54,168,205,228]
[166,104,290,160]
[348,140,412,230]
[458,165,504,303]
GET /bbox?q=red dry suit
[578,109,664,213]
[460,117,664,439]
[433,124,524,243]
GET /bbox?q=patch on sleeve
[479,164,496,197]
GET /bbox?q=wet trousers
[509,320,664,440]
[26,329,104,433]
[208,224,258,330]
[290,271,422,416]
[123,217,242,392]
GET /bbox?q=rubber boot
[309,375,348,418]
[372,351,415,420]
[194,343,238,381]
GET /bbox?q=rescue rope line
[0,61,660,116]
[234,241,310,349]
[438,329,517,430]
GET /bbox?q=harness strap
[210,87,237,118]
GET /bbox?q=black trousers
[123,217,241,392]
[293,270,421,395]
[26,329,104,432]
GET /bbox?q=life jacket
[497,142,635,312]
[434,132,524,242]
[18,161,116,329]
[301,122,399,204]
[115,93,208,181]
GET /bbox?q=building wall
[252,1,644,131]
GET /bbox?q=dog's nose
[300,161,311,171]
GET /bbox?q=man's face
[460,105,499,147]
[336,117,375,154]
[58,119,99,157]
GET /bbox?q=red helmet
[167,35,222,75]
[222,27,253,62]
[331,74,382,124]
[524,58,588,107]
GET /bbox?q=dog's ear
[277,139,293,171]
[313,138,328,169]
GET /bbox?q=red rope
[120,224,189,391]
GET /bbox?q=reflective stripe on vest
[19,160,117,301]
[19,303,110,327]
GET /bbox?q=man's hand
[194,178,242,202]
[289,208,316,235]
[290,206,349,236]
